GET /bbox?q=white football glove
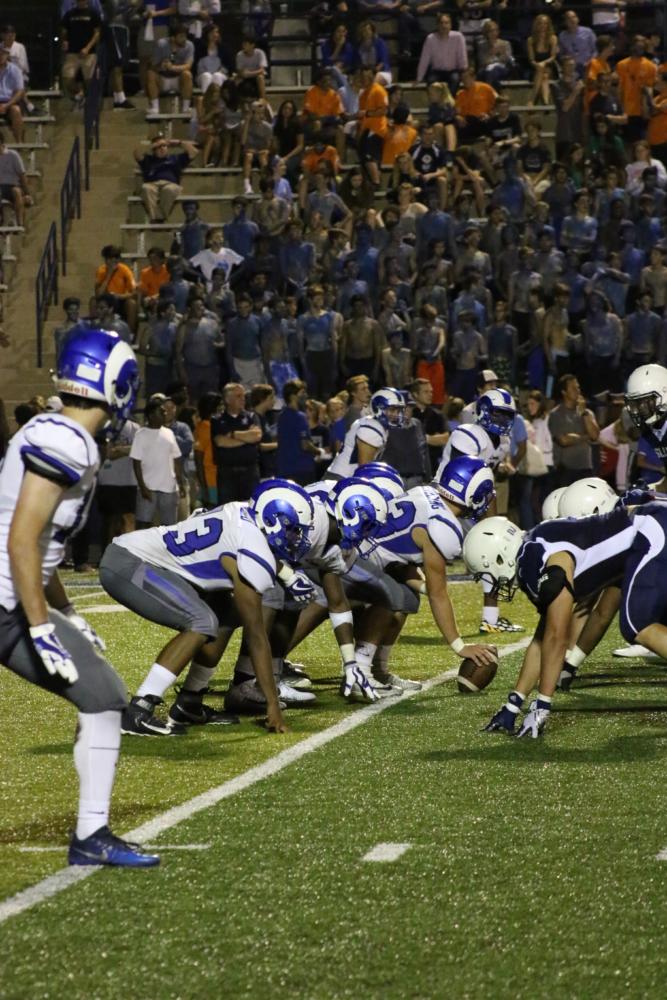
[516,701,550,739]
[280,568,317,606]
[29,624,79,685]
[64,609,107,651]
[341,662,379,702]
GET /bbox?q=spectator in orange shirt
[648,73,667,162]
[194,390,222,507]
[94,243,138,333]
[616,35,658,142]
[381,105,417,167]
[298,134,340,208]
[454,67,497,143]
[139,247,170,314]
[357,66,388,186]
[585,34,615,111]
[302,69,345,158]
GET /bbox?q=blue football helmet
[250,479,315,563]
[434,456,495,521]
[475,388,516,437]
[370,388,405,428]
[355,461,405,500]
[330,478,389,553]
[55,326,140,434]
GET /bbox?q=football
[457,650,498,694]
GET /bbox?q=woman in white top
[625,140,667,195]
[522,389,553,527]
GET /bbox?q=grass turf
[2,571,667,998]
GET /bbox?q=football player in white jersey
[0,327,160,867]
[98,480,315,736]
[334,456,499,684]
[436,387,525,635]
[327,388,405,479]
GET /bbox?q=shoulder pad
[21,417,95,486]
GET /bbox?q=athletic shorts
[340,556,420,614]
[620,507,667,642]
[99,544,239,640]
[0,604,127,713]
[135,489,179,526]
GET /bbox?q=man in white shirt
[416,12,468,89]
[130,398,186,528]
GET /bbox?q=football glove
[617,488,656,508]
[516,701,549,739]
[29,624,79,685]
[64,609,107,651]
[483,704,519,734]
[556,664,577,692]
[281,568,317,606]
[341,662,379,702]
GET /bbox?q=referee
[211,383,262,503]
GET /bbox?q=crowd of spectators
[4,3,667,557]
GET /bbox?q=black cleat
[121,695,186,736]
[168,688,240,726]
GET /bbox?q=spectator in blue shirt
[276,379,320,485]
[226,295,266,389]
[278,220,316,294]
[223,197,259,258]
[561,189,598,254]
[558,10,596,75]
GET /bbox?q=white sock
[148,99,159,113]
[75,711,121,840]
[136,663,177,699]
[182,99,191,111]
[113,91,126,103]
[182,661,216,693]
[483,607,499,626]
[355,641,377,670]
[234,653,255,679]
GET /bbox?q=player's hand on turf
[482,704,517,734]
[29,624,79,685]
[516,701,549,739]
[65,611,107,651]
[341,662,379,701]
[461,643,497,667]
[264,704,289,733]
[282,568,317,605]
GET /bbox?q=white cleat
[277,681,317,706]
[380,672,423,691]
[613,644,665,660]
[349,676,403,702]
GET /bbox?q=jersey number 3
[164,518,223,557]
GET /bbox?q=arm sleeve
[426,513,464,562]
[20,420,95,486]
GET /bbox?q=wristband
[277,564,296,584]
[340,642,355,664]
[450,637,466,654]
[29,623,55,640]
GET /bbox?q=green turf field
[2,571,667,999]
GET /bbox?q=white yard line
[362,843,413,863]
[70,590,107,604]
[75,605,130,614]
[655,847,667,861]
[0,637,530,925]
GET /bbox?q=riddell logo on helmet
[59,380,91,397]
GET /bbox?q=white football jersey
[114,502,276,593]
[436,422,509,480]
[370,484,463,567]
[0,415,99,611]
[327,416,387,479]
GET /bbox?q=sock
[233,653,255,684]
[136,663,177,699]
[113,91,126,103]
[536,694,552,712]
[148,99,159,113]
[355,641,377,670]
[74,711,121,840]
[182,99,191,111]
[374,645,393,670]
[505,690,525,713]
[272,657,283,681]
[182,661,216,694]
[483,607,499,626]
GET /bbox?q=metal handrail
[35,222,58,368]
[59,136,81,276]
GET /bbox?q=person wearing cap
[0,45,24,142]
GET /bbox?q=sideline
[0,638,531,925]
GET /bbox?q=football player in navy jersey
[99,480,316,736]
[0,327,161,867]
[464,479,637,739]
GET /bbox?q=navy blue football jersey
[517,507,636,608]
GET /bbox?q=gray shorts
[135,489,179,526]
[0,605,127,713]
[99,544,239,640]
[340,558,420,614]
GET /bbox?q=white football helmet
[250,479,315,562]
[558,477,618,518]
[541,487,566,521]
[330,478,390,554]
[625,363,667,428]
[462,516,525,600]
